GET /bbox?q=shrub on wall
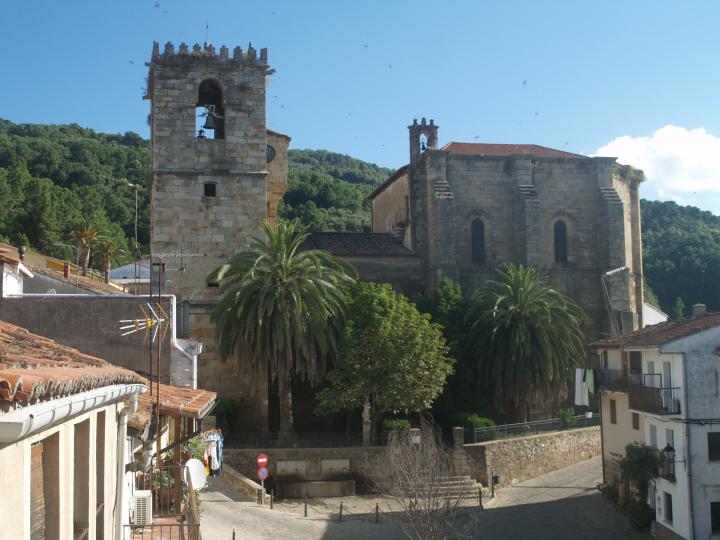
[453,412,495,429]
[382,418,412,431]
[557,407,578,428]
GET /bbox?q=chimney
[17,246,26,261]
[63,262,70,278]
[692,303,707,318]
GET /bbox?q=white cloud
[594,125,720,212]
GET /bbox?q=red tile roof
[28,265,125,295]
[441,142,586,159]
[591,313,720,348]
[129,384,217,431]
[0,320,144,404]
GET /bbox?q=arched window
[471,219,485,263]
[196,79,225,139]
[419,133,428,153]
[554,220,568,263]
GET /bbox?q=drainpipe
[681,352,695,540]
[115,392,140,540]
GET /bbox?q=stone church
[147,42,644,431]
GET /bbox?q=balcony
[629,385,682,415]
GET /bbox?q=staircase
[392,475,484,500]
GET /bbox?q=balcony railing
[628,385,681,415]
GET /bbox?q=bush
[382,418,411,431]
[452,412,495,429]
[627,498,654,530]
[557,407,578,427]
[598,482,619,504]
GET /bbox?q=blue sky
[2,1,720,210]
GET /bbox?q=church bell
[202,113,217,131]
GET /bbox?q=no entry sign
[256,453,269,467]
[257,466,269,481]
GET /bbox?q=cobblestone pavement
[471,456,647,540]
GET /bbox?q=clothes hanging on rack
[575,368,589,406]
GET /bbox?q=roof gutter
[0,383,147,443]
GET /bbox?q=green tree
[69,218,105,276]
[316,282,454,434]
[209,220,356,438]
[465,263,589,422]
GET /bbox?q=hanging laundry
[585,369,595,394]
[575,368,589,406]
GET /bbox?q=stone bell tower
[147,41,289,429]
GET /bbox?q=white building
[0,319,147,539]
[594,305,720,540]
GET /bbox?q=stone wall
[460,427,600,488]
[223,447,387,492]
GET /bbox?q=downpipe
[114,392,140,540]
[682,353,695,540]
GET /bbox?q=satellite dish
[184,458,207,490]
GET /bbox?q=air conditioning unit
[132,490,153,526]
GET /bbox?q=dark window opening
[711,502,720,533]
[709,432,720,461]
[419,133,428,152]
[471,219,485,263]
[207,281,220,288]
[196,79,225,139]
[554,220,568,263]
[632,412,640,430]
[610,399,617,424]
[204,182,216,197]
[664,492,673,524]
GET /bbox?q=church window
[196,79,225,139]
[471,219,485,263]
[203,182,216,197]
[554,220,568,263]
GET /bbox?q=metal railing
[464,414,600,444]
[135,464,183,517]
[224,430,394,449]
[185,469,203,540]
[124,523,201,539]
[629,386,682,415]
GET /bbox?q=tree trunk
[104,259,111,283]
[80,246,90,277]
[277,377,294,446]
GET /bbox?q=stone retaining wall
[223,447,387,492]
[461,426,600,488]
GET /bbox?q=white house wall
[0,401,126,540]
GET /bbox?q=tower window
[419,133,428,152]
[554,220,568,263]
[204,182,217,197]
[196,79,225,139]
[471,219,485,263]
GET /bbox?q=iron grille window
[471,219,485,263]
[632,412,640,430]
[554,220,568,263]
[204,182,216,197]
[610,399,617,424]
[664,492,673,524]
[709,432,720,461]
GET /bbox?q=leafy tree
[70,218,104,276]
[316,282,454,434]
[93,237,125,282]
[465,264,589,422]
[209,220,356,438]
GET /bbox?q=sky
[2,0,719,211]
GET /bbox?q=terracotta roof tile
[28,265,126,295]
[300,233,414,257]
[591,313,720,348]
[0,320,144,404]
[441,142,586,159]
[129,383,217,431]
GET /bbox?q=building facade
[369,118,645,338]
[594,307,720,540]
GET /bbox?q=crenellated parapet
[149,41,269,67]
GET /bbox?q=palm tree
[465,263,589,422]
[209,220,357,437]
[70,218,104,276]
[93,238,125,282]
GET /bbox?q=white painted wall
[643,303,669,327]
[0,400,135,539]
[1,263,24,296]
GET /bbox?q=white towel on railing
[208,443,219,470]
[575,368,589,406]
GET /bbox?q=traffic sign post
[256,454,270,505]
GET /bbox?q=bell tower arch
[408,117,439,165]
